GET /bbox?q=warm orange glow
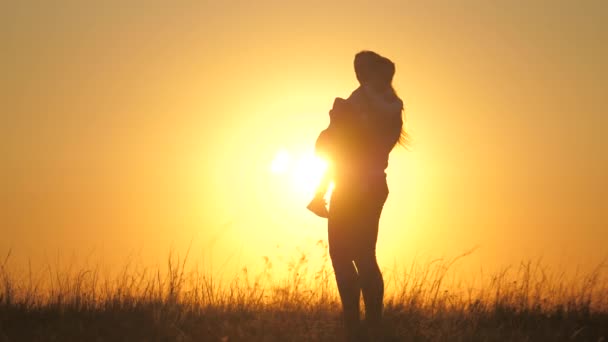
[3,1,607,280]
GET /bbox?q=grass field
[1,247,607,341]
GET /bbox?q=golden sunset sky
[2,1,607,276]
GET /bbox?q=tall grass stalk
[0,247,606,341]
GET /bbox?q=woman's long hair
[377,56,410,149]
[394,88,411,148]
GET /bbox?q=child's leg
[307,170,331,218]
[315,170,331,198]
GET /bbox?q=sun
[270,148,328,196]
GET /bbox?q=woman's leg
[330,250,361,338]
[328,190,362,340]
[328,179,388,340]
[355,247,384,326]
[354,179,388,329]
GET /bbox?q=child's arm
[315,97,352,158]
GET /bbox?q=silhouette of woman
[314,51,405,341]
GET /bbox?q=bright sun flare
[270,148,328,195]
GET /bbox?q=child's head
[354,50,382,85]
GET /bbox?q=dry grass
[0,245,607,342]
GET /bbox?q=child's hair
[354,50,382,84]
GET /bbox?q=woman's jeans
[328,176,388,337]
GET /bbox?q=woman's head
[369,56,396,92]
[354,51,396,92]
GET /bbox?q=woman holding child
[307,51,405,341]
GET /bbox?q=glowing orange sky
[2,1,607,275]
